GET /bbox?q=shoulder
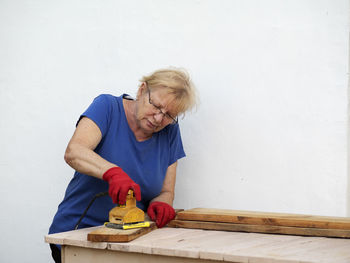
[93,94,120,103]
[159,123,185,163]
[89,94,124,111]
[159,123,182,140]
[82,94,122,126]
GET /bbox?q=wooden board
[46,225,350,263]
[87,222,156,242]
[176,208,350,230]
[168,219,350,238]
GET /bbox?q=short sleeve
[77,94,112,137]
[167,124,186,166]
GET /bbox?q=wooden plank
[176,208,350,230]
[47,226,350,263]
[64,245,225,263]
[45,226,108,249]
[168,219,350,238]
[87,222,156,242]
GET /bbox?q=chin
[140,120,154,132]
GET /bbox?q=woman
[48,68,197,262]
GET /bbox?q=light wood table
[45,226,350,263]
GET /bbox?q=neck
[123,99,152,142]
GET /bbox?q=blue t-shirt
[49,94,185,234]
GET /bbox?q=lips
[147,120,157,129]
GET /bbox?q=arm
[147,162,178,227]
[64,116,141,204]
[150,162,177,205]
[64,117,116,178]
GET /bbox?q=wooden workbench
[45,226,350,263]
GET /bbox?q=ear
[136,82,147,100]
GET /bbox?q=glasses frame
[146,83,178,124]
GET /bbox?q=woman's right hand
[103,167,141,205]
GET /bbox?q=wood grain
[46,226,350,263]
[168,219,350,238]
[176,208,350,230]
[87,222,156,242]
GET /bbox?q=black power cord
[74,191,109,230]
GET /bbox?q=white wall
[0,0,348,262]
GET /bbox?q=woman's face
[136,83,178,134]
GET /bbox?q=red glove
[102,167,141,205]
[147,201,176,228]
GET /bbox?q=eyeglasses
[146,83,178,124]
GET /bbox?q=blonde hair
[140,67,198,115]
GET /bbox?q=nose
[153,112,164,123]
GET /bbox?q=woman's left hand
[147,201,176,228]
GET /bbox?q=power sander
[104,190,151,230]
[74,189,151,230]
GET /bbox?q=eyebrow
[151,91,178,116]
[151,95,167,110]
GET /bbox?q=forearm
[151,190,174,206]
[150,162,177,206]
[64,142,116,179]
